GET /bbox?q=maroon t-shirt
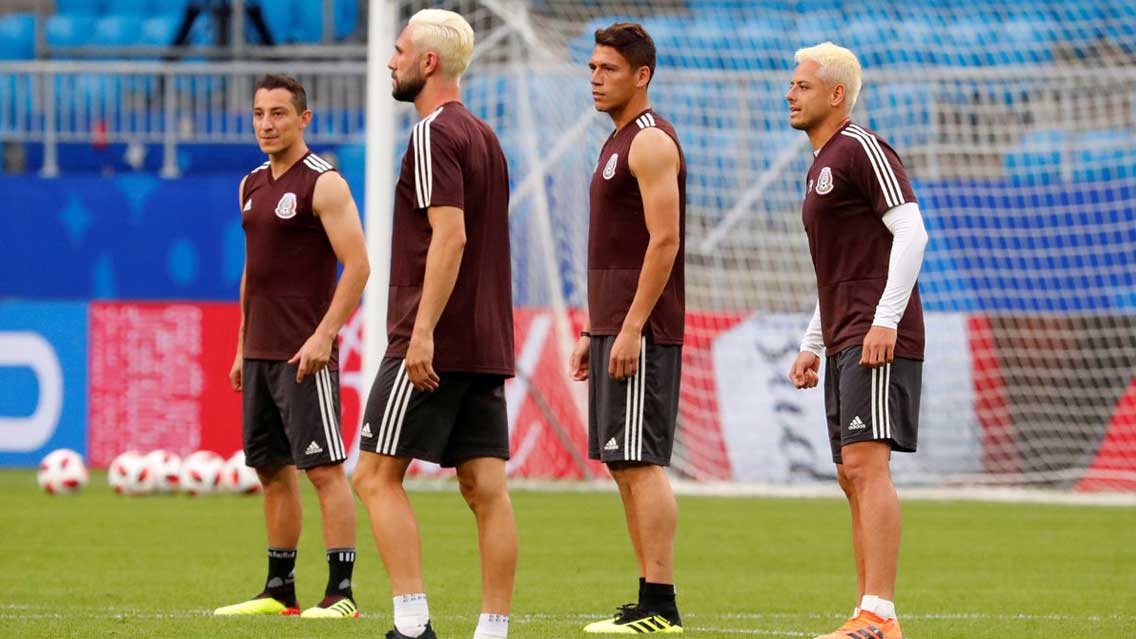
[588,109,686,345]
[386,101,514,377]
[801,121,925,360]
[241,151,340,368]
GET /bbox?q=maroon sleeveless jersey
[241,151,340,367]
[386,101,514,376]
[588,109,686,345]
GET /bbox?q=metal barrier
[0,61,368,177]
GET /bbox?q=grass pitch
[1,470,1133,638]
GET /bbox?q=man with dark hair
[214,74,370,619]
[571,22,687,635]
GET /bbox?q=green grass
[0,470,1133,638]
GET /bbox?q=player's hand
[288,332,333,382]
[406,332,440,391]
[569,335,591,381]
[789,351,820,389]
[608,327,642,381]
[229,350,243,392]
[860,325,897,368]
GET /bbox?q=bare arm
[230,176,248,391]
[288,172,371,381]
[405,206,466,391]
[607,127,682,381]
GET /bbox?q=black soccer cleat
[385,621,437,639]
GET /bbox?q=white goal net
[374,1,1136,490]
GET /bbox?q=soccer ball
[221,451,262,494]
[37,449,89,495]
[180,450,225,495]
[108,450,150,495]
[143,449,182,493]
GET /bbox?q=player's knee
[458,474,503,512]
[836,466,856,497]
[255,464,292,490]
[304,463,344,491]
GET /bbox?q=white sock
[859,595,896,620]
[394,593,430,637]
[472,613,509,639]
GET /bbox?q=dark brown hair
[594,22,656,85]
[254,74,308,113]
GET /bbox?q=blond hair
[408,9,475,80]
[794,42,862,112]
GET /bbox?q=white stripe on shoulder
[635,115,647,129]
[307,153,333,171]
[840,128,898,208]
[251,162,269,173]
[845,125,905,206]
[645,112,656,127]
[303,157,329,174]
[412,108,445,209]
[847,124,904,203]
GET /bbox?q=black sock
[264,547,297,606]
[324,548,356,600]
[641,582,679,622]
[638,577,646,604]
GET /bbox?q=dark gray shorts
[359,357,510,467]
[242,359,347,470]
[587,335,682,466]
[824,346,922,464]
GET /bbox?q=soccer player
[569,22,686,635]
[785,43,929,639]
[350,10,516,639]
[214,74,370,618]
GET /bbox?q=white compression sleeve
[874,202,929,329]
[800,300,825,357]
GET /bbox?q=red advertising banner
[88,302,243,466]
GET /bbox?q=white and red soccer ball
[221,451,262,494]
[37,449,89,495]
[142,449,182,493]
[107,450,149,495]
[180,450,225,495]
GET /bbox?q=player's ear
[831,83,846,109]
[636,65,651,89]
[300,109,313,127]
[422,50,440,78]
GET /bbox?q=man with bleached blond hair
[351,9,516,639]
[786,42,928,639]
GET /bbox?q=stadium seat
[92,15,143,48]
[139,15,178,47]
[0,13,36,60]
[105,0,151,14]
[1004,128,1067,185]
[257,0,297,44]
[55,0,104,15]
[841,15,898,68]
[998,16,1059,65]
[1071,128,1136,183]
[46,14,98,50]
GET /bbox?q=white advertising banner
[713,312,982,484]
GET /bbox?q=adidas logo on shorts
[305,441,324,455]
[604,437,619,451]
[849,416,867,431]
[361,423,373,438]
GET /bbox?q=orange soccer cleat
[814,609,903,639]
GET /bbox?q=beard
[392,70,426,103]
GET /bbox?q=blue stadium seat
[0,13,36,60]
[105,0,151,14]
[1102,0,1136,53]
[1004,129,1067,186]
[55,0,104,15]
[257,0,297,43]
[731,18,792,70]
[46,14,98,49]
[139,15,178,47]
[841,15,897,68]
[997,16,1058,64]
[942,17,999,66]
[92,15,143,48]
[789,13,844,52]
[153,0,191,18]
[568,16,639,64]
[1071,129,1136,183]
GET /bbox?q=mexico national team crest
[602,153,618,180]
[815,166,834,195]
[275,192,298,219]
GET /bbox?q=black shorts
[824,346,922,464]
[587,335,682,466]
[359,358,510,467]
[242,359,348,470]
